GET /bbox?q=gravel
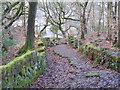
[29,44,120,88]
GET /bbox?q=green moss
[86,43,98,49]
[92,64,99,68]
[94,39,102,42]
[38,46,45,53]
[0,51,33,69]
[72,39,83,49]
[69,61,77,67]
[100,47,109,51]
[68,36,75,46]
[79,43,120,72]
[95,58,101,64]
[0,47,47,88]
[69,41,120,72]
[111,56,120,72]
[86,72,99,77]
[40,51,45,55]
[37,39,44,46]
[41,38,51,46]
[69,70,77,73]
[113,56,120,63]
[95,43,99,46]
[38,42,44,46]
[17,43,27,54]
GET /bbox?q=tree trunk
[102,2,105,31]
[81,11,86,39]
[80,2,88,39]
[81,16,85,39]
[92,3,95,31]
[83,8,87,34]
[107,2,112,41]
[18,2,37,54]
[98,3,102,36]
[23,2,26,30]
[81,29,85,39]
[118,1,120,47]
[61,30,66,38]
[115,2,117,22]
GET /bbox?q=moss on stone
[86,72,100,77]
[69,70,77,74]
[37,39,44,47]
[111,56,120,72]
[100,47,109,51]
[77,43,120,72]
[38,46,45,53]
[0,47,47,88]
[94,39,102,42]
[42,38,51,46]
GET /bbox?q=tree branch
[63,17,80,21]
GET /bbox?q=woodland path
[29,44,120,88]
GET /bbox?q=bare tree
[18,2,38,54]
[80,2,88,39]
[71,1,88,39]
[40,2,73,37]
[2,2,24,29]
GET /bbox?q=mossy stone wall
[0,39,47,88]
[79,44,120,72]
[67,37,120,72]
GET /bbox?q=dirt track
[30,44,120,88]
